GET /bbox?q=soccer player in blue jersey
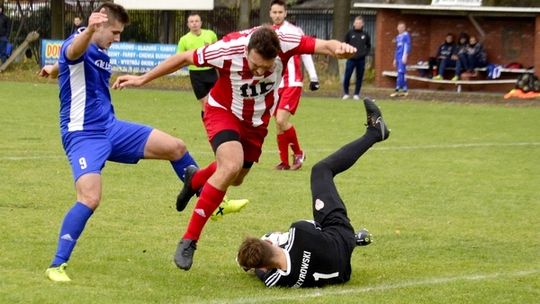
[38,3,202,282]
[391,21,411,97]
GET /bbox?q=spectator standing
[431,33,456,80]
[269,0,319,171]
[342,16,371,100]
[177,13,218,115]
[0,6,11,64]
[452,35,487,81]
[391,21,411,97]
[71,16,85,35]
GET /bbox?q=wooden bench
[382,67,532,93]
[406,63,533,75]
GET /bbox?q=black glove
[309,81,320,91]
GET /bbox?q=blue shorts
[62,119,153,181]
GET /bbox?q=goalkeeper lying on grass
[237,98,390,288]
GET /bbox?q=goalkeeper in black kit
[237,98,390,288]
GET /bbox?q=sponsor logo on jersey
[94,59,112,71]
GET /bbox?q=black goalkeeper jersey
[261,220,354,288]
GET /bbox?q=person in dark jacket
[71,16,85,35]
[0,6,11,63]
[453,34,488,80]
[431,33,456,80]
[342,16,371,100]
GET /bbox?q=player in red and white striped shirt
[270,0,319,170]
[113,26,357,271]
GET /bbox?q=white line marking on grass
[211,269,539,304]
[1,142,539,161]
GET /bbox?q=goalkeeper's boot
[45,263,71,282]
[211,197,249,221]
[355,228,372,246]
[176,165,199,212]
[363,97,390,142]
[174,238,197,271]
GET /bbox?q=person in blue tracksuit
[391,21,411,97]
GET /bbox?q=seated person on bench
[430,33,456,80]
[453,35,487,81]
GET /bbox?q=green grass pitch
[0,81,539,303]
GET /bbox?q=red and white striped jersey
[274,21,318,89]
[193,26,316,127]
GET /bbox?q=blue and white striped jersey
[58,32,115,135]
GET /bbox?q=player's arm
[255,268,270,282]
[301,55,319,91]
[112,50,195,89]
[66,9,108,61]
[313,39,356,59]
[402,36,411,64]
[38,62,59,79]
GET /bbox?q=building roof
[353,3,540,17]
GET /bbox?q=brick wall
[374,9,539,92]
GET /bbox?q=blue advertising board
[40,39,188,75]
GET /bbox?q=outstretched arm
[112,50,195,89]
[38,62,59,79]
[66,9,108,61]
[313,39,356,59]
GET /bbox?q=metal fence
[2,0,377,60]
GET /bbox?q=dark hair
[247,26,281,60]
[94,2,129,25]
[188,12,201,19]
[237,237,275,269]
[271,0,286,8]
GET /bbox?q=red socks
[191,162,217,190]
[277,127,302,164]
[285,126,302,155]
[277,133,289,165]
[183,182,225,241]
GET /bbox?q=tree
[51,0,64,39]
[328,0,350,77]
[259,0,271,25]
[238,0,252,29]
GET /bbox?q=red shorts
[275,87,302,115]
[204,104,268,163]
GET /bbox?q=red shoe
[290,152,306,170]
[275,162,290,170]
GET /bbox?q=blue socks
[51,202,93,267]
[171,152,198,182]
